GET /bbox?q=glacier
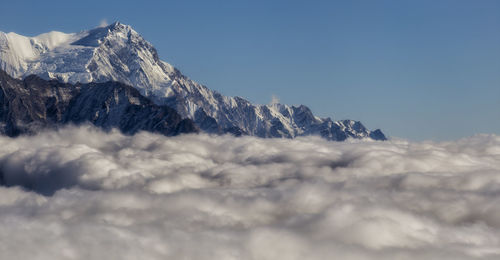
[0,22,386,141]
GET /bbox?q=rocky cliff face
[0,69,196,137]
[0,22,386,140]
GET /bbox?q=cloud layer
[0,125,499,259]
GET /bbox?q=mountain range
[0,22,386,140]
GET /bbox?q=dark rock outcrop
[0,70,197,137]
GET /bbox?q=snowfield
[0,126,499,259]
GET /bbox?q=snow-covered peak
[71,21,136,47]
[0,21,174,88]
[0,29,77,78]
[0,31,76,59]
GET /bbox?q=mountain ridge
[0,69,197,137]
[0,22,386,141]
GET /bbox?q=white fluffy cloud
[0,125,499,259]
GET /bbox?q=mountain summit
[0,22,386,140]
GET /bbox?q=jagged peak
[109,21,121,28]
[72,21,139,47]
[105,21,133,33]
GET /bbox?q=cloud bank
[0,125,499,259]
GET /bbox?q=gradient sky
[1,0,499,140]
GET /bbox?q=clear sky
[1,0,499,141]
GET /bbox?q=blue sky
[1,0,499,140]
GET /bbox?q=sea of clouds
[0,125,499,259]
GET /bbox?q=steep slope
[0,69,197,137]
[0,22,386,140]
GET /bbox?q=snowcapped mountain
[0,22,386,140]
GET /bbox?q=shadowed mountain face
[0,22,386,141]
[0,70,197,137]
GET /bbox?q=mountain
[0,69,196,137]
[0,22,386,141]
